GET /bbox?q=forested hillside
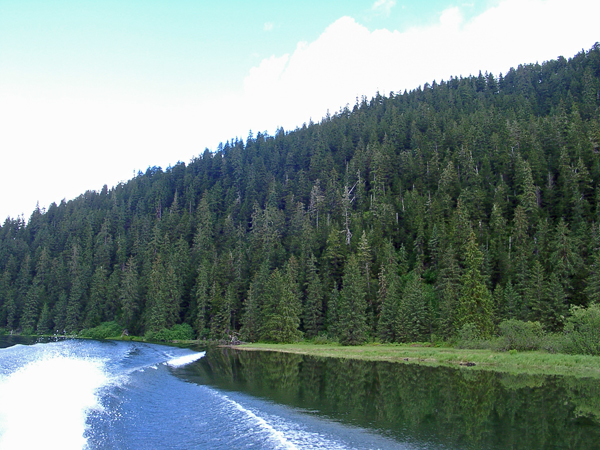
[2,45,600,344]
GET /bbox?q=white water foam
[211,390,351,450]
[220,393,299,450]
[165,351,205,368]
[0,355,108,450]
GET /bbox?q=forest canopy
[2,44,600,344]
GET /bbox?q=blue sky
[1,0,598,221]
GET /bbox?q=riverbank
[229,342,600,379]
[8,331,600,379]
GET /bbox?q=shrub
[313,333,338,344]
[562,304,600,356]
[145,323,195,342]
[168,323,195,340]
[79,321,123,340]
[21,326,35,336]
[540,332,566,354]
[456,323,489,349]
[492,320,544,352]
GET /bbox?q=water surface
[181,347,600,449]
[1,337,598,449]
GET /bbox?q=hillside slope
[1,44,600,343]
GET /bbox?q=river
[1,337,599,449]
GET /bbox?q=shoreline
[224,342,600,379]
[7,333,600,379]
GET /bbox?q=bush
[540,332,566,354]
[21,326,35,336]
[313,333,338,344]
[79,321,123,340]
[492,320,544,352]
[145,323,195,342]
[456,323,489,349]
[562,304,600,356]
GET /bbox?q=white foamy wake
[213,391,350,450]
[0,355,108,450]
[165,351,205,368]
[221,394,299,450]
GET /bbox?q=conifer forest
[2,45,600,345]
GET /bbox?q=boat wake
[0,352,107,450]
[0,339,205,450]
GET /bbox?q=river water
[0,337,599,449]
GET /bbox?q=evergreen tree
[377,241,401,342]
[0,45,599,341]
[550,218,582,301]
[240,260,269,342]
[261,263,302,343]
[397,269,430,343]
[303,254,324,339]
[84,266,108,329]
[20,280,42,334]
[119,257,139,330]
[211,283,235,340]
[457,231,494,336]
[145,251,181,333]
[526,259,546,323]
[36,302,52,335]
[436,245,461,339]
[337,255,368,345]
[543,272,567,331]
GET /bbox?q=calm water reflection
[177,347,600,450]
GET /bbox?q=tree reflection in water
[177,348,600,449]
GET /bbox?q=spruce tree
[457,231,494,336]
[303,254,324,339]
[527,259,547,323]
[337,255,368,345]
[36,302,52,335]
[377,241,401,342]
[240,260,269,342]
[119,257,139,330]
[261,264,302,343]
[436,245,461,339]
[397,269,429,343]
[84,266,108,329]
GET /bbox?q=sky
[0,0,599,222]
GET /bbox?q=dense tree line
[1,44,600,343]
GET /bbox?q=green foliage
[36,302,52,335]
[303,254,324,339]
[337,256,368,345]
[456,323,489,349]
[562,304,600,356]
[377,240,402,342]
[492,320,544,352]
[397,270,430,343]
[458,232,493,336]
[79,321,123,340]
[1,45,600,347]
[145,323,195,342]
[260,261,302,343]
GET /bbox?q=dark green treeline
[2,45,600,342]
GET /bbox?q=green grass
[232,342,600,379]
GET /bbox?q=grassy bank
[231,342,600,379]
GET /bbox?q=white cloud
[240,0,600,136]
[264,22,274,32]
[1,0,599,221]
[372,0,396,16]
[439,7,463,29]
